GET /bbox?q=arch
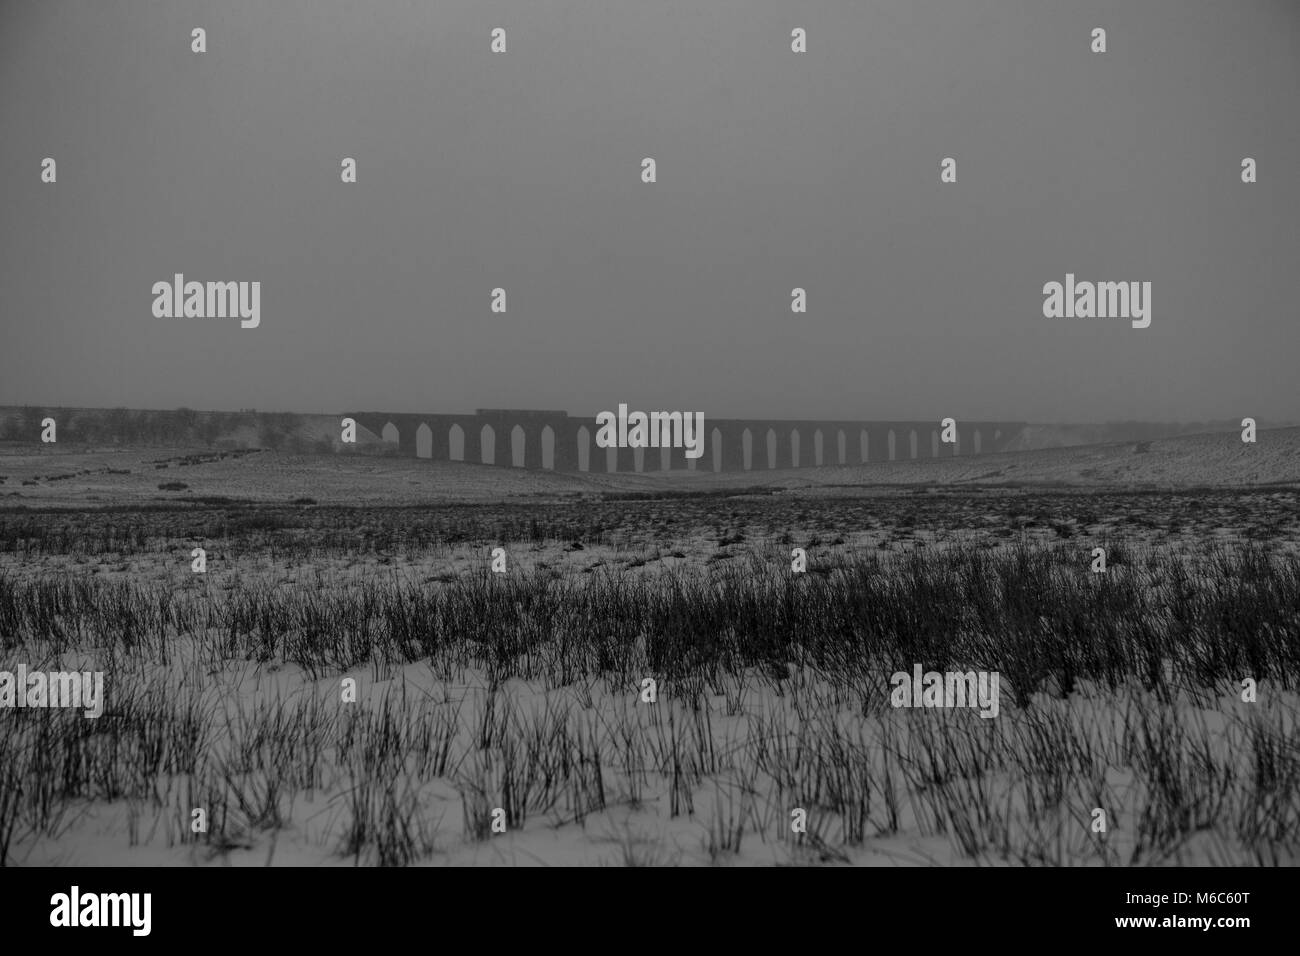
[789,429,801,468]
[381,422,399,444]
[931,430,939,458]
[742,429,753,471]
[606,444,619,473]
[837,429,847,465]
[511,425,526,467]
[711,427,723,473]
[813,429,825,466]
[660,446,672,471]
[766,429,777,469]
[888,429,896,461]
[633,446,645,473]
[416,423,433,459]
[541,426,555,469]
[449,424,465,461]
[576,426,591,472]
[909,429,918,460]
[973,429,982,455]
[480,424,496,465]
[860,429,869,463]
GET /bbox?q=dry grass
[1,485,1297,866]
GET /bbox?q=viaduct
[346,410,1027,474]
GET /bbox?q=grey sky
[2,0,1297,423]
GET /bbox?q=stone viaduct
[346,410,1026,474]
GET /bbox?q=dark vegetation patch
[0,489,1295,559]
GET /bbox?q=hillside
[807,427,1300,490]
[1,426,1295,508]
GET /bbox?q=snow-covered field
[2,432,1298,866]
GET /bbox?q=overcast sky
[2,0,1297,423]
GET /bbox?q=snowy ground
[2,437,1297,867]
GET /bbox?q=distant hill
[1003,421,1267,451]
[1,418,1295,507]
[0,405,381,455]
[807,426,1300,490]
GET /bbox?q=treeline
[0,406,335,453]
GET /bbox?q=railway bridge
[346,409,1027,473]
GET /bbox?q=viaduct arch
[346,409,1026,475]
